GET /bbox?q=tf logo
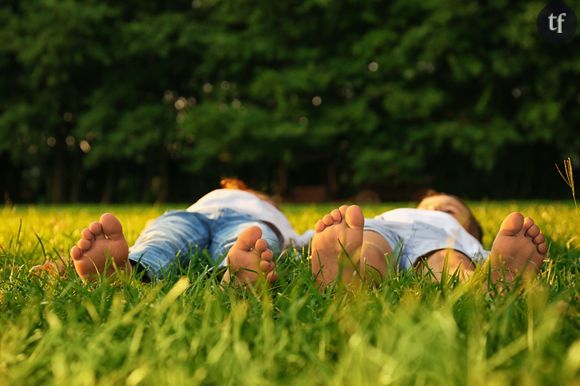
[537,2,577,44]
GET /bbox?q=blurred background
[0,0,578,203]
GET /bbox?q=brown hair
[220,178,279,208]
[420,189,484,242]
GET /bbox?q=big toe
[234,226,263,251]
[345,205,364,229]
[498,212,525,237]
[100,213,125,240]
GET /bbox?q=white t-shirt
[187,189,313,248]
[371,208,488,267]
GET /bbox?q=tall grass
[0,203,578,386]
[556,158,579,220]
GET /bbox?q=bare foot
[488,212,548,285]
[70,213,130,281]
[310,205,364,287]
[221,226,277,286]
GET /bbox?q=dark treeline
[0,0,578,203]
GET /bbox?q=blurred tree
[0,0,577,202]
[0,0,117,201]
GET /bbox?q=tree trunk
[50,152,65,203]
[100,163,114,203]
[276,161,288,198]
[156,158,169,204]
[70,167,82,203]
[327,160,338,199]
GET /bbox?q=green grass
[1,202,578,386]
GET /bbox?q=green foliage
[0,202,578,385]
[0,0,578,201]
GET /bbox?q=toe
[77,239,91,251]
[233,226,262,251]
[70,246,83,261]
[527,225,540,238]
[538,242,548,254]
[330,209,342,222]
[81,228,94,240]
[533,234,545,244]
[261,249,274,261]
[255,239,268,253]
[322,214,334,226]
[345,205,364,228]
[339,205,348,215]
[88,221,103,236]
[100,213,125,240]
[267,270,278,282]
[523,217,534,231]
[315,220,326,233]
[259,260,273,272]
[531,251,546,269]
[89,222,105,240]
[498,212,525,236]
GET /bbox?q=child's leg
[417,213,548,286]
[486,212,547,285]
[70,213,131,281]
[208,210,281,285]
[128,210,212,279]
[415,249,475,281]
[220,225,278,285]
[359,218,403,284]
[360,231,395,283]
[208,215,281,262]
[310,205,399,287]
[309,205,404,287]
[310,205,365,287]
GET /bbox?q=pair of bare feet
[310,205,548,287]
[69,213,277,285]
[68,207,547,288]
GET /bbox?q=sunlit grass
[0,202,578,386]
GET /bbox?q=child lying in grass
[33,185,548,289]
[310,191,548,288]
[49,178,313,286]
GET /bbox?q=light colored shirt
[187,189,313,248]
[373,208,489,266]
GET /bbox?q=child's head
[417,190,483,242]
[220,178,280,208]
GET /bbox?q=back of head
[220,178,280,208]
[220,178,250,190]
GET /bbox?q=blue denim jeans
[128,208,281,279]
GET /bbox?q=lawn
[0,202,578,386]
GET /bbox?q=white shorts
[364,208,489,271]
